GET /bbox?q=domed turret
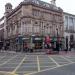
[5,3,12,14]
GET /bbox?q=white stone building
[64,12,75,49]
[0,0,64,51]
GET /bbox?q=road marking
[25,71,36,75]
[0,55,18,66]
[0,71,18,75]
[12,56,26,74]
[0,55,7,61]
[37,56,40,72]
[60,56,73,63]
[29,62,75,75]
[48,56,60,67]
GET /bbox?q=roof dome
[5,3,12,7]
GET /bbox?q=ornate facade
[0,0,64,51]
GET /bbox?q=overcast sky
[0,0,75,18]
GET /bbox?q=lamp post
[41,22,44,49]
[56,27,60,53]
[56,28,58,37]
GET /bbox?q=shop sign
[22,38,29,40]
[35,38,42,40]
[32,37,42,43]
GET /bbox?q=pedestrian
[0,41,3,52]
[56,41,59,54]
[69,42,73,51]
[65,43,68,53]
[47,44,49,49]
[23,42,28,52]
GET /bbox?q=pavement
[0,51,75,75]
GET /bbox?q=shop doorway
[34,42,42,49]
[32,36,43,49]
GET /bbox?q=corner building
[4,0,64,51]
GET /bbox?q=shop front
[22,37,30,52]
[16,35,31,52]
[4,38,10,50]
[45,36,63,51]
[32,36,43,49]
[52,37,64,51]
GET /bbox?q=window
[74,19,75,31]
[35,21,38,24]
[33,26,40,33]
[25,19,31,24]
[33,10,40,17]
[55,15,58,22]
[49,13,53,21]
[7,7,8,9]
[23,25,32,33]
[69,17,74,30]
[64,16,68,30]
[69,17,73,26]
[32,0,39,4]
[7,26,10,32]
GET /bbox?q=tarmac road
[31,63,75,75]
[0,52,75,75]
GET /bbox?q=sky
[0,0,75,18]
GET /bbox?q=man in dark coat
[56,41,60,53]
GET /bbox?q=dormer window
[32,0,39,4]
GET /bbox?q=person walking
[56,41,60,54]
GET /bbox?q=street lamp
[56,28,58,37]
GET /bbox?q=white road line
[0,55,18,66]
[0,55,7,61]
[0,71,16,75]
[48,56,60,67]
[37,56,40,72]
[65,56,75,58]
[60,56,73,63]
[12,56,26,73]
[29,62,75,75]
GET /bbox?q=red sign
[45,36,51,44]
